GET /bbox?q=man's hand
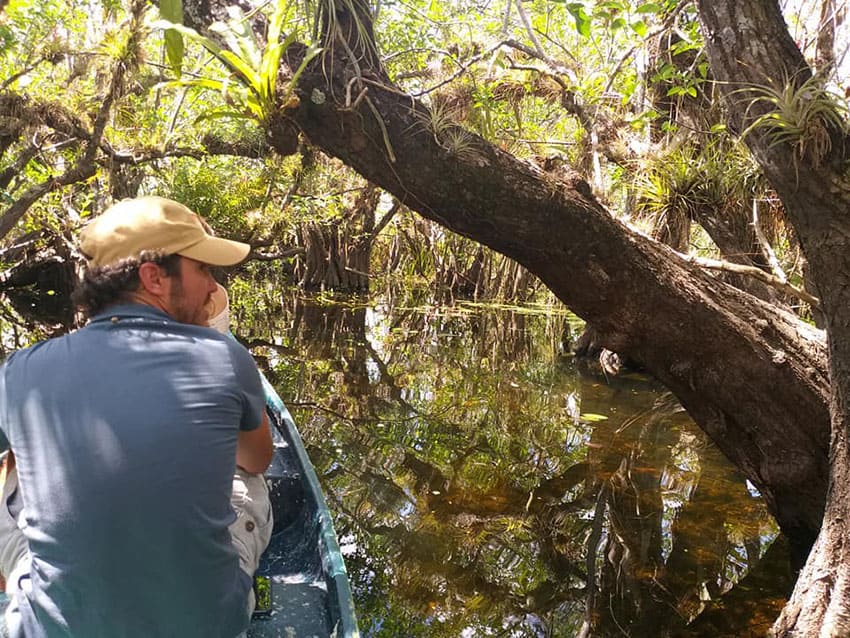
[236,411,273,474]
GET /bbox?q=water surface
[240,294,790,637]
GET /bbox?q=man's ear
[137,262,170,296]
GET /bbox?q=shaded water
[239,293,792,637]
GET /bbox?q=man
[0,196,273,637]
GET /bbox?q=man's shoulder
[217,332,260,371]
[2,333,71,368]
[168,327,259,375]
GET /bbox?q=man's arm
[236,411,273,474]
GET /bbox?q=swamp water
[240,294,792,638]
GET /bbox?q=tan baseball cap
[79,196,251,267]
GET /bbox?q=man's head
[74,197,250,324]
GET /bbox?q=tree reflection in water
[240,292,791,637]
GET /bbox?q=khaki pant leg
[229,468,273,620]
[0,466,27,587]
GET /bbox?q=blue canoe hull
[249,376,359,637]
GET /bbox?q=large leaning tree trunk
[696,2,850,635]
[183,0,836,605]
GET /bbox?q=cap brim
[178,236,251,266]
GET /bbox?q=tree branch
[371,198,401,239]
[683,253,820,309]
[249,246,305,261]
[0,144,39,191]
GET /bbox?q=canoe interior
[248,395,359,638]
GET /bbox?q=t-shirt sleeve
[230,343,266,432]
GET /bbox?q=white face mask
[206,283,231,334]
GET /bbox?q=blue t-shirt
[0,304,266,638]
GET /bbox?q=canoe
[251,374,360,637]
[0,376,359,638]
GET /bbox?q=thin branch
[504,60,594,136]
[0,93,200,167]
[752,199,788,283]
[684,253,820,309]
[0,164,97,241]
[502,37,546,60]
[413,42,502,97]
[513,0,547,62]
[601,0,692,96]
[412,37,580,100]
[501,0,512,35]
[1,57,50,91]
[0,93,92,142]
[382,47,452,64]
[0,230,42,263]
[497,137,577,146]
[393,69,433,81]
[371,199,401,239]
[532,24,581,68]
[249,246,305,261]
[577,483,609,638]
[0,145,39,191]
[0,93,222,174]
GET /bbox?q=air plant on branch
[736,72,848,169]
[151,0,321,125]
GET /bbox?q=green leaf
[670,39,698,56]
[163,30,184,76]
[158,0,183,33]
[651,63,675,82]
[150,20,223,58]
[566,3,592,38]
[579,413,608,423]
[636,2,661,13]
[279,43,322,106]
[630,19,647,37]
[159,0,184,75]
[155,77,229,93]
[260,0,296,107]
[218,49,261,92]
[211,7,261,70]
[194,108,254,123]
[244,91,265,119]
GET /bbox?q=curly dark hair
[73,252,182,318]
